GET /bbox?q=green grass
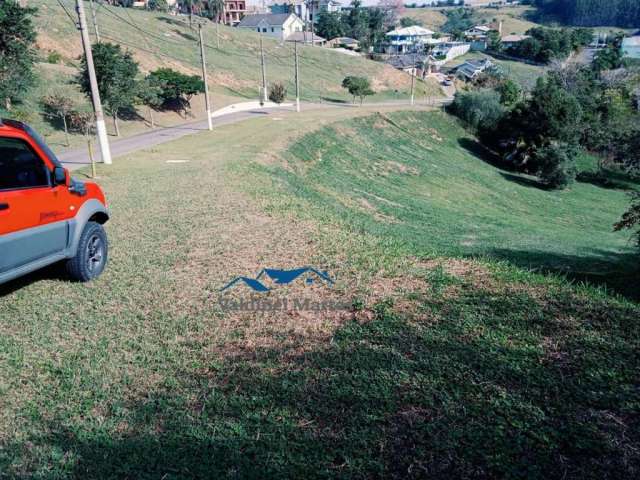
[1,107,639,478]
[255,111,638,298]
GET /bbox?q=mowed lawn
[1,108,639,479]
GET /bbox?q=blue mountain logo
[220,267,334,292]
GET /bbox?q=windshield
[1,119,62,168]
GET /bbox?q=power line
[55,0,77,27]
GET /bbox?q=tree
[41,94,76,146]
[148,0,169,11]
[268,82,287,104]
[0,1,37,111]
[136,77,164,129]
[400,17,424,27]
[316,12,345,40]
[532,142,578,189]
[147,68,205,116]
[614,192,640,248]
[342,76,374,104]
[497,79,522,107]
[205,0,224,22]
[450,89,506,132]
[79,43,139,137]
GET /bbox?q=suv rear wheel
[66,222,108,282]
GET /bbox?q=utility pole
[75,0,112,165]
[198,23,213,131]
[216,20,220,49]
[310,1,315,46]
[259,35,268,104]
[294,41,300,112]
[88,0,100,42]
[410,52,416,106]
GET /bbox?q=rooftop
[237,13,295,27]
[386,26,436,37]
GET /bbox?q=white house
[237,13,305,42]
[464,25,496,41]
[622,36,640,59]
[384,25,438,54]
[431,42,471,64]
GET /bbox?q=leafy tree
[532,142,578,189]
[614,192,640,248]
[535,0,640,28]
[147,68,205,116]
[41,94,76,146]
[497,79,522,107]
[204,0,225,21]
[79,43,139,137]
[316,12,345,40]
[148,0,169,11]
[593,36,627,72]
[136,77,164,129]
[450,89,505,132]
[268,82,287,104]
[344,1,370,44]
[400,17,424,27]
[0,1,37,111]
[342,76,374,104]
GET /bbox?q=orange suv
[0,119,109,285]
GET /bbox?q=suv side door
[0,135,70,274]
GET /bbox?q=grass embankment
[1,108,639,478]
[18,1,440,152]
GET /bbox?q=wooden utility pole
[259,35,268,104]
[310,1,315,46]
[294,41,300,112]
[88,0,100,42]
[410,52,416,106]
[75,0,112,165]
[198,23,213,131]
[216,20,220,49]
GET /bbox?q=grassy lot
[444,52,548,90]
[1,108,639,478]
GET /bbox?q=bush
[268,83,287,104]
[449,89,505,132]
[46,51,63,64]
[533,143,578,189]
[342,76,374,105]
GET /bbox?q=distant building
[622,36,640,59]
[285,31,327,45]
[454,58,493,81]
[222,1,247,26]
[270,0,341,24]
[501,34,530,49]
[327,37,360,50]
[384,25,438,54]
[432,42,471,63]
[237,13,304,42]
[464,23,502,41]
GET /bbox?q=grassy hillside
[34,1,439,101]
[401,5,539,35]
[11,1,441,152]
[1,106,638,478]
[258,111,638,298]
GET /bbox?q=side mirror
[53,166,69,186]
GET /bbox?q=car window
[0,137,50,191]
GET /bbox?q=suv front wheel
[66,221,108,282]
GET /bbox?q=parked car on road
[0,119,109,286]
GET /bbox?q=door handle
[0,203,9,211]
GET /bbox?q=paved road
[59,99,452,171]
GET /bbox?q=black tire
[66,221,108,282]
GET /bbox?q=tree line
[534,0,640,28]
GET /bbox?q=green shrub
[46,51,63,64]
[268,82,287,104]
[533,143,578,189]
[450,89,505,132]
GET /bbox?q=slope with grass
[0,107,638,478]
[257,111,637,297]
[15,0,440,152]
